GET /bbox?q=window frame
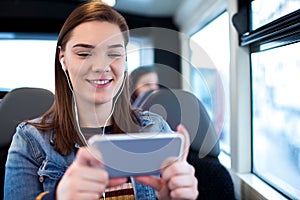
[234,1,300,199]
[241,9,300,52]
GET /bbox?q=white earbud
[60,57,66,71]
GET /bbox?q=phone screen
[88,133,184,177]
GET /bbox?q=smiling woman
[4,1,199,200]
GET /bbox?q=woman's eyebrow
[72,43,124,50]
[108,44,124,49]
[72,43,95,49]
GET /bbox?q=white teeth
[90,80,110,85]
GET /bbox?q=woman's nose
[92,65,111,74]
[90,56,112,73]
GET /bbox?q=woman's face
[135,72,159,96]
[60,21,126,106]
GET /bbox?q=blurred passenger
[129,65,159,105]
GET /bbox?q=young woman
[4,1,198,199]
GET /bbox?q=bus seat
[137,89,220,157]
[0,87,54,199]
[137,88,235,200]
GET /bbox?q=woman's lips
[87,79,112,88]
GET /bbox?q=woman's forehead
[68,21,125,47]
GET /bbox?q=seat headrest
[139,89,220,157]
[0,87,54,147]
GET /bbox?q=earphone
[60,57,66,71]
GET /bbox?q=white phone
[88,132,184,178]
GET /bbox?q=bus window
[252,41,300,199]
[251,0,300,30]
[190,12,231,163]
[126,37,154,73]
[0,33,57,93]
[243,0,300,198]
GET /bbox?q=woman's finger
[75,147,103,167]
[176,124,190,161]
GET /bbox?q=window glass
[127,38,154,73]
[190,12,231,158]
[251,0,300,30]
[252,41,300,199]
[127,41,141,73]
[0,39,57,93]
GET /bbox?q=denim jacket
[4,111,171,200]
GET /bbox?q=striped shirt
[100,182,135,200]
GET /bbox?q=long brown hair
[33,1,141,155]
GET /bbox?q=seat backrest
[138,88,220,158]
[138,89,236,199]
[0,87,54,147]
[0,87,54,199]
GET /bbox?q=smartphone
[88,132,184,178]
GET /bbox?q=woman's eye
[108,53,122,58]
[77,52,92,57]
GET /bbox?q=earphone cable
[64,70,127,200]
[102,72,127,135]
[63,70,89,146]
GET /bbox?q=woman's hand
[56,147,127,200]
[135,124,199,200]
